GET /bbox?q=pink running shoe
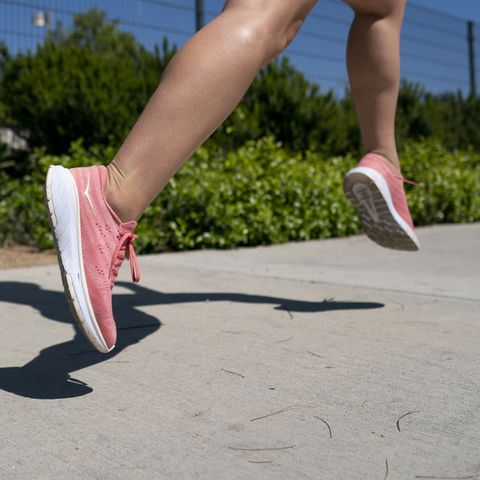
[44,165,140,353]
[343,153,420,251]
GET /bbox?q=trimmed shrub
[1,138,479,252]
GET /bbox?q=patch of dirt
[0,246,57,269]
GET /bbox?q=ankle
[368,150,401,175]
[105,162,139,222]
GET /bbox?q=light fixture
[32,11,51,28]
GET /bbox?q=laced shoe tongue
[110,222,140,288]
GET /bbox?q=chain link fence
[1,0,478,96]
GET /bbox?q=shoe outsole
[44,166,111,353]
[344,169,419,252]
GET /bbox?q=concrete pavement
[0,223,479,479]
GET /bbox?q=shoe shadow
[0,280,383,400]
[0,281,160,400]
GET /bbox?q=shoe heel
[45,165,110,353]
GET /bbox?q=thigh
[343,0,406,16]
[223,0,318,25]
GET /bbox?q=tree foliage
[211,58,361,157]
[1,8,479,166]
[0,9,176,155]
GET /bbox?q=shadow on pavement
[0,280,383,400]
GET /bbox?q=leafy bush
[401,141,480,224]
[0,141,116,249]
[1,138,479,252]
[138,137,360,251]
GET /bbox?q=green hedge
[1,138,479,252]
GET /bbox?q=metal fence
[1,0,478,97]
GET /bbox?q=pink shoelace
[110,232,140,288]
[396,176,419,187]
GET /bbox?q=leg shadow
[0,282,160,399]
[114,281,384,314]
[0,281,383,399]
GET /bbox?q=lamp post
[467,21,477,97]
[32,10,52,32]
[195,0,204,32]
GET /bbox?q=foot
[44,165,140,352]
[343,153,420,251]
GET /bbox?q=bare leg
[106,0,317,221]
[344,0,406,174]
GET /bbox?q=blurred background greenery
[1,10,479,252]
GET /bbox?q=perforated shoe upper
[358,153,415,231]
[70,165,140,349]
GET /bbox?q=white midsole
[346,166,420,248]
[47,165,109,352]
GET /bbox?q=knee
[343,0,406,19]
[223,2,316,65]
[228,17,298,65]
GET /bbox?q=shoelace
[399,177,419,187]
[110,232,140,288]
[392,174,419,187]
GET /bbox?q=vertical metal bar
[467,21,476,97]
[195,0,205,32]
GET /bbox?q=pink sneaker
[44,165,140,353]
[343,153,420,251]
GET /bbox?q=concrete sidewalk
[0,224,479,479]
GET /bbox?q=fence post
[195,0,205,32]
[467,21,476,97]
